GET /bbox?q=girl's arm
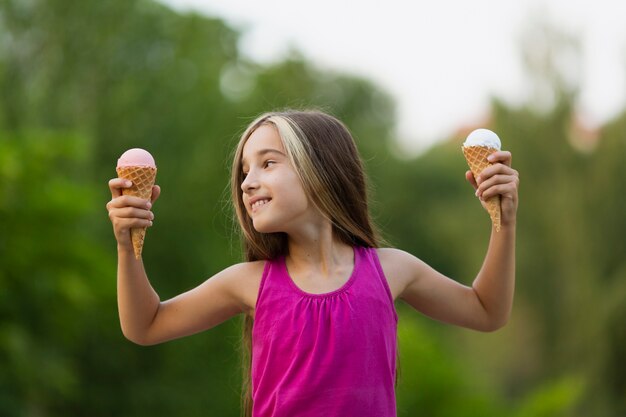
[107,179,257,346]
[389,151,518,332]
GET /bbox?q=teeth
[252,199,270,210]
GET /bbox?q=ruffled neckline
[281,246,361,299]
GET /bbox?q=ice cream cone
[462,145,501,232]
[116,165,157,258]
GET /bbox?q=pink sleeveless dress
[251,246,398,417]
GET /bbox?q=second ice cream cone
[116,165,157,258]
[462,145,501,232]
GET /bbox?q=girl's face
[240,125,317,234]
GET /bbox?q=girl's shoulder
[232,259,267,273]
[225,260,266,316]
[375,247,423,300]
[375,247,417,276]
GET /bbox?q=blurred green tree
[0,0,624,416]
[0,131,114,415]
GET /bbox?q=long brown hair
[230,109,388,416]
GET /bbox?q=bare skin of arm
[380,150,518,332]
[107,178,260,346]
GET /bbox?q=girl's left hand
[465,151,519,227]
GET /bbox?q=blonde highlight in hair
[232,109,388,416]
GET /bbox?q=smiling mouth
[251,198,271,212]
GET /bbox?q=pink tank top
[251,246,398,417]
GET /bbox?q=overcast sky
[161,0,626,155]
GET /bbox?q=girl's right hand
[106,178,161,250]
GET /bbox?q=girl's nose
[241,171,259,193]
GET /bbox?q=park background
[1,0,625,416]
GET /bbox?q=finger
[465,170,478,190]
[107,195,154,211]
[480,182,518,201]
[111,216,154,230]
[477,173,519,197]
[487,150,512,167]
[476,173,517,194]
[109,178,133,198]
[110,207,155,220]
[477,165,517,184]
[151,185,161,204]
[480,168,519,190]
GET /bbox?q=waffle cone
[116,165,157,259]
[462,146,501,232]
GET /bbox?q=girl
[106,110,519,417]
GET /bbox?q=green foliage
[396,308,504,417]
[513,376,584,417]
[0,131,113,415]
[0,0,624,416]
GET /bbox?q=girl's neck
[286,225,353,278]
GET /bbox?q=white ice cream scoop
[463,129,501,150]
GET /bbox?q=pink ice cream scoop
[117,148,156,168]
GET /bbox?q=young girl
[106,110,519,417]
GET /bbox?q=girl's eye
[264,160,275,168]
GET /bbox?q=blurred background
[0,0,625,416]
